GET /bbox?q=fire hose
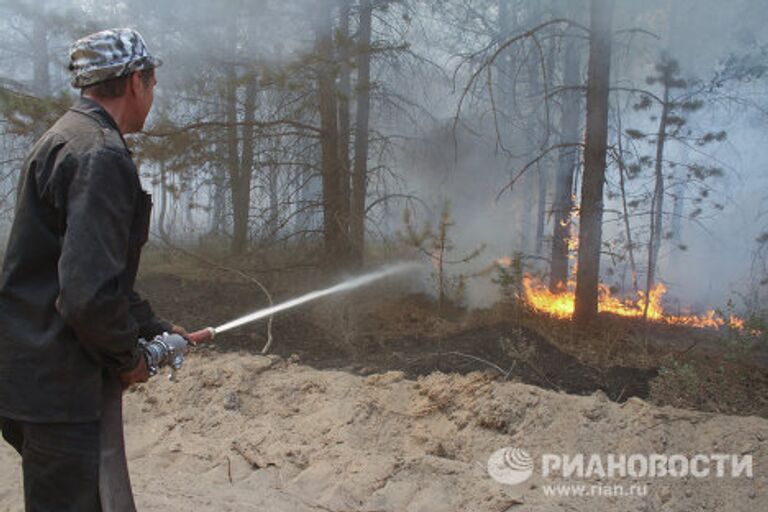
[135,262,418,378]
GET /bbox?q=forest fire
[500,208,750,331]
[520,274,747,331]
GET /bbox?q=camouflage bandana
[69,28,162,88]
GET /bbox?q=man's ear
[128,71,142,97]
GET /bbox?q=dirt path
[2,352,764,511]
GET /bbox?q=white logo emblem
[487,447,534,485]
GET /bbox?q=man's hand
[119,352,149,389]
[170,324,189,339]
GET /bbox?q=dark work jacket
[0,97,170,422]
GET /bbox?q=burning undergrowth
[493,241,757,333]
[520,274,752,331]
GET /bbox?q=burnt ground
[137,269,768,417]
[238,321,657,402]
[139,272,654,402]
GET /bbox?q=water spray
[185,262,420,345]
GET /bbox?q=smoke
[1,0,767,312]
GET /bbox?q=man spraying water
[0,29,186,512]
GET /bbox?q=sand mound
[1,351,766,511]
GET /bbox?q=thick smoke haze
[0,0,766,312]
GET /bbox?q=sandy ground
[1,351,766,511]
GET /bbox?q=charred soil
[137,266,768,418]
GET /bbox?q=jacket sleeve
[55,148,141,372]
[130,290,173,339]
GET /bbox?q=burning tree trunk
[350,0,374,268]
[573,0,614,324]
[549,41,581,292]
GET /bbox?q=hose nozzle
[187,327,216,345]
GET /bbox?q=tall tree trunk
[232,75,257,254]
[667,1,685,263]
[350,0,373,267]
[32,15,50,97]
[210,163,228,236]
[644,76,670,318]
[497,0,515,119]
[497,0,526,254]
[30,14,50,138]
[670,181,684,243]
[316,4,345,265]
[616,105,639,294]
[338,0,352,247]
[208,94,227,236]
[267,138,280,239]
[158,160,169,241]
[573,0,614,324]
[518,4,542,257]
[549,41,581,292]
[225,61,242,253]
[297,162,319,233]
[535,37,557,257]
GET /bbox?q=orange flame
[521,274,748,331]
[515,205,753,331]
